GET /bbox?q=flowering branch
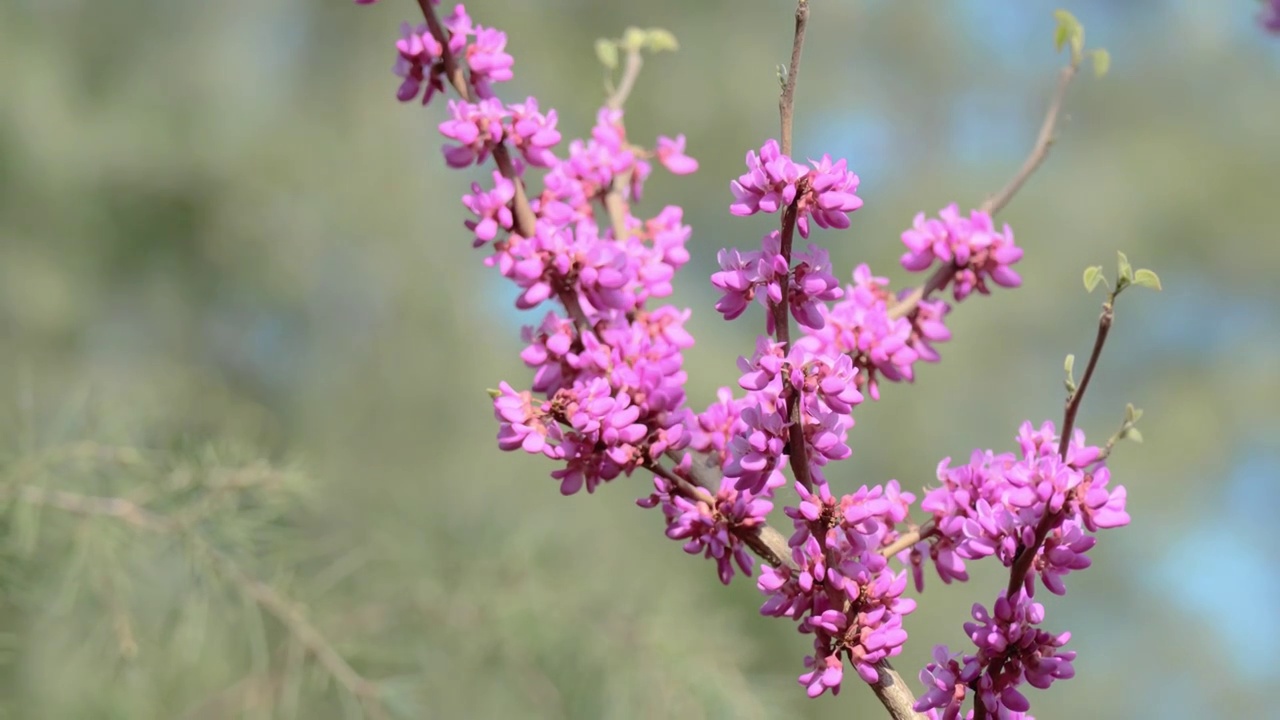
[355,4,1148,719]
[1005,285,1114,599]
[888,47,1082,324]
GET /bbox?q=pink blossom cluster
[638,454,782,585]
[904,421,1129,596]
[355,2,1131,716]
[392,3,515,104]
[365,1,703,501]
[795,264,952,400]
[901,203,1024,301]
[759,478,919,696]
[729,139,864,236]
[916,591,1075,720]
[898,422,1127,717]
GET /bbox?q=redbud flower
[462,171,515,246]
[506,97,560,167]
[730,139,807,216]
[762,477,918,696]
[919,423,1127,594]
[916,591,1073,719]
[789,244,844,329]
[465,27,515,98]
[799,154,863,237]
[638,462,782,585]
[656,134,699,175]
[901,204,1023,301]
[799,651,845,698]
[729,141,863,238]
[439,98,509,168]
[393,23,446,104]
[797,264,922,400]
[493,382,562,458]
[691,388,751,469]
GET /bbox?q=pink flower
[919,423,1126,595]
[506,97,560,167]
[729,141,863,238]
[730,139,807,216]
[900,204,1023,301]
[639,461,782,585]
[462,171,515,246]
[465,26,515,97]
[438,98,509,168]
[656,134,699,175]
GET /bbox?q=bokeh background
[2,0,1277,718]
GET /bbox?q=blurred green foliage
[1,1,1278,718]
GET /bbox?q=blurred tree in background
[0,1,1277,718]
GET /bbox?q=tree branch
[872,660,929,720]
[1005,295,1113,598]
[981,62,1079,216]
[888,55,1082,322]
[778,0,810,158]
[606,45,645,111]
[9,483,386,718]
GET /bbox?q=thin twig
[600,45,644,242]
[606,46,645,111]
[1005,296,1113,598]
[980,62,1079,216]
[778,0,810,157]
[775,1,812,497]
[888,56,1082,322]
[878,519,936,559]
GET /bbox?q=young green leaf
[595,39,619,70]
[1053,9,1080,52]
[1116,251,1134,283]
[1124,402,1141,423]
[1083,265,1105,293]
[1133,268,1163,291]
[1092,48,1111,77]
[622,26,646,51]
[645,28,679,52]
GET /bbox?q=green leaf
[622,26,647,51]
[1125,402,1143,423]
[1083,265,1105,293]
[645,28,679,52]
[1116,251,1134,283]
[1053,9,1083,60]
[1133,268,1163,291]
[594,39,618,70]
[1064,354,1076,376]
[1124,427,1144,443]
[1092,48,1110,77]
[1053,10,1078,52]
[486,387,501,399]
